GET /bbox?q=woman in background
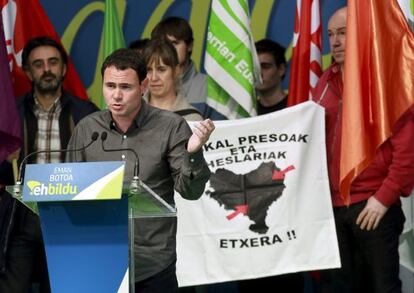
[142,39,202,121]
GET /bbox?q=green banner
[205,0,260,119]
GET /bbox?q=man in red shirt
[313,7,414,293]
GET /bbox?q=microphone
[100,131,141,193]
[14,132,99,196]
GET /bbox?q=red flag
[0,0,88,99]
[289,2,324,282]
[0,14,20,162]
[288,0,322,106]
[340,0,414,202]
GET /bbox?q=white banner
[399,190,414,272]
[176,101,341,286]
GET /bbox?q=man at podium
[67,48,214,293]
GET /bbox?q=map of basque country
[206,162,292,234]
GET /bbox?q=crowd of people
[0,6,413,293]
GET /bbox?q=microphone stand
[100,132,142,195]
[14,132,99,197]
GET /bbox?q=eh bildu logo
[27,180,78,196]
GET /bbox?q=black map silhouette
[206,162,287,234]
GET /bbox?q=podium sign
[5,161,178,292]
[22,162,129,293]
[23,161,125,202]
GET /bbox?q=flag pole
[12,159,18,184]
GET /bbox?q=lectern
[8,161,176,293]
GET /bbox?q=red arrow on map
[272,165,295,180]
[226,204,249,220]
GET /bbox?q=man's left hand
[356,196,389,231]
[187,119,215,153]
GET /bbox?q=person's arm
[357,115,414,230]
[374,116,414,205]
[168,119,214,200]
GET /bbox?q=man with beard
[0,36,98,292]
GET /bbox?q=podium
[8,161,176,293]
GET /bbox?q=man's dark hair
[128,38,150,52]
[255,39,286,79]
[101,48,147,83]
[142,39,179,69]
[22,36,68,70]
[255,39,286,67]
[151,17,194,46]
